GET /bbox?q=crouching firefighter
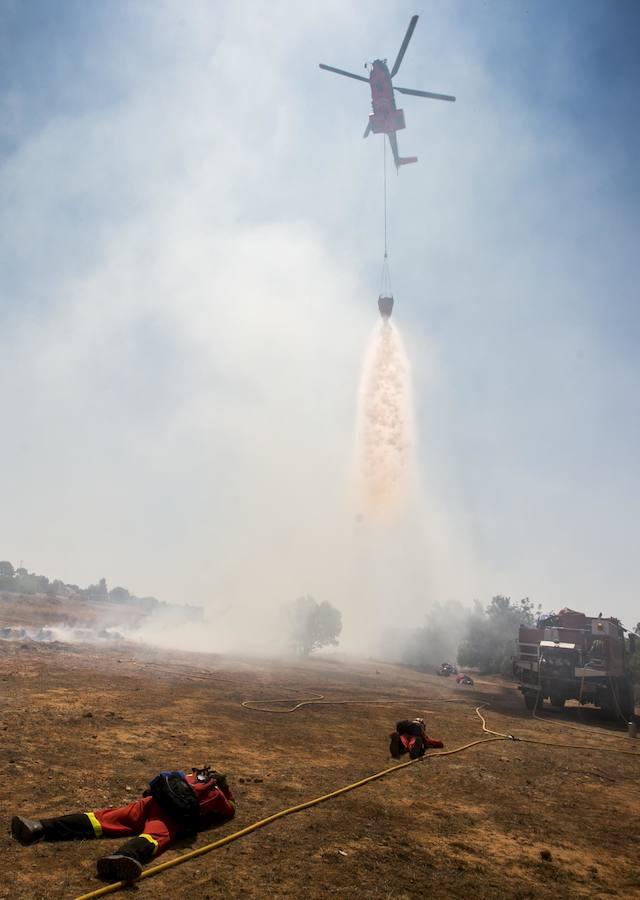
[389,718,444,760]
[11,766,235,883]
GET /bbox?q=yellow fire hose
[476,704,640,755]
[240,690,462,714]
[71,700,640,900]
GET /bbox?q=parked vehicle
[514,608,636,720]
[437,662,458,677]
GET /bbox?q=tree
[0,561,14,578]
[87,578,108,601]
[629,625,640,687]
[287,595,342,656]
[13,571,41,594]
[458,596,537,675]
[109,586,131,603]
[49,579,66,597]
[34,574,50,593]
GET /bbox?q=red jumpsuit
[398,733,444,755]
[87,774,235,858]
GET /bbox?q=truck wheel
[523,691,539,712]
[620,680,636,722]
[599,686,619,721]
[550,695,565,709]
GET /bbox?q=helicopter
[319,15,455,169]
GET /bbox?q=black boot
[11,816,45,846]
[40,813,98,841]
[96,855,143,883]
[12,813,97,845]
[96,835,155,883]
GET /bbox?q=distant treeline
[0,559,199,616]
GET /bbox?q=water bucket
[378,295,394,318]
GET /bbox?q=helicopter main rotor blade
[319,63,369,83]
[394,86,456,102]
[390,15,419,78]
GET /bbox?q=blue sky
[1,1,638,639]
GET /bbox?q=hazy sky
[1,0,638,634]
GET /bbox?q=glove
[212,771,228,790]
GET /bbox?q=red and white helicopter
[319,15,455,169]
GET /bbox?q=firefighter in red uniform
[389,718,444,760]
[10,767,235,883]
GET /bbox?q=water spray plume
[354,320,415,524]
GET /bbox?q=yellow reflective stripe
[140,833,159,854]
[85,812,102,838]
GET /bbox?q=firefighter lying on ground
[11,766,235,883]
[389,718,444,760]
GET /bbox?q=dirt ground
[1,635,639,900]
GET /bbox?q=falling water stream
[354,320,415,523]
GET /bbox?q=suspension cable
[383,135,388,260]
[379,137,392,298]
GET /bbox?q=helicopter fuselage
[368,59,406,135]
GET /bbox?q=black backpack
[147,771,200,833]
[396,719,424,737]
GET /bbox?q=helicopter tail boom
[387,131,417,169]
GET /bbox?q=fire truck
[514,608,637,721]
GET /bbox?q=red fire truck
[514,608,636,721]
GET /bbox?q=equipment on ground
[514,608,637,721]
[319,15,455,169]
[437,662,458,677]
